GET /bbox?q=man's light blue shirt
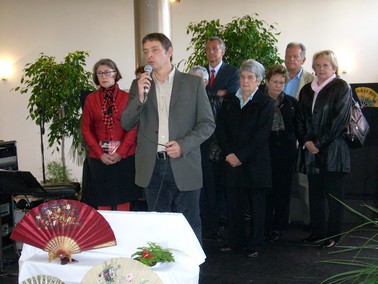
[284,68,303,97]
[236,86,259,108]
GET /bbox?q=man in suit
[201,36,240,239]
[121,33,215,242]
[284,42,315,228]
[205,36,240,97]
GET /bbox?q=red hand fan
[11,199,116,263]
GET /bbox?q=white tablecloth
[19,211,206,284]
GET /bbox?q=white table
[19,211,206,284]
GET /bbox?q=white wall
[1,0,377,182]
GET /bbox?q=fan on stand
[81,257,163,284]
[11,199,116,264]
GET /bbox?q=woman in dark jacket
[296,50,352,248]
[216,59,274,257]
[264,65,299,242]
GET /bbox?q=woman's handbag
[345,97,370,148]
[208,139,224,163]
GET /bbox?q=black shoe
[220,244,245,252]
[302,233,322,244]
[220,245,233,252]
[244,212,252,221]
[247,251,260,258]
[320,239,338,249]
[213,225,227,241]
[268,231,281,242]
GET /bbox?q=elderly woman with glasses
[81,58,141,211]
[216,59,275,257]
[263,64,299,242]
[297,50,352,249]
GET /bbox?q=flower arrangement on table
[131,242,175,267]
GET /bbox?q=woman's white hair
[189,65,209,81]
[240,59,265,81]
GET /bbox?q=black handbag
[345,97,370,148]
[208,139,224,163]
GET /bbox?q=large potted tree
[184,14,283,71]
[14,50,95,182]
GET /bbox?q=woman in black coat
[264,65,299,242]
[296,50,352,248]
[216,59,274,257]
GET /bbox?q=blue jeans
[144,157,202,243]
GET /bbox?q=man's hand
[165,141,182,158]
[137,71,152,103]
[217,89,227,96]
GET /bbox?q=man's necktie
[209,69,215,87]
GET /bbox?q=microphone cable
[136,89,168,213]
[151,153,168,212]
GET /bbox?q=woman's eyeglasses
[97,70,116,77]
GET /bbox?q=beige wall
[1,0,377,181]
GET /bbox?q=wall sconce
[170,0,180,3]
[0,60,13,81]
[336,51,353,77]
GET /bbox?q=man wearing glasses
[202,36,240,240]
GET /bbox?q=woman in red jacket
[82,59,141,210]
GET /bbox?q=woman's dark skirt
[85,155,141,207]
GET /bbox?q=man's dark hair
[142,33,173,62]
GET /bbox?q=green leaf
[184,14,283,71]
[320,198,378,284]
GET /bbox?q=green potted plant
[184,14,283,71]
[45,159,73,183]
[13,51,95,181]
[321,201,377,284]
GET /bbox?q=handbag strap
[350,94,361,109]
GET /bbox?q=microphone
[143,64,153,101]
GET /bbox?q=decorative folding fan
[355,86,378,107]
[20,274,65,284]
[11,199,116,263]
[81,257,163,284]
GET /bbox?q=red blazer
[82,86,137,159]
